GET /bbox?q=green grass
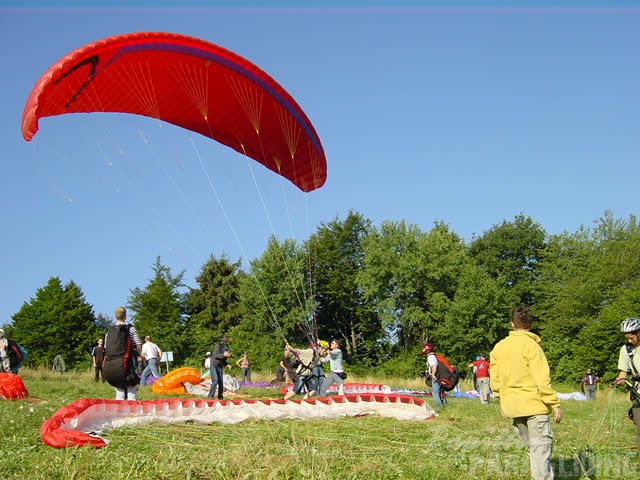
[0,369,637,479]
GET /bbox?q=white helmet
[620,317,640,333]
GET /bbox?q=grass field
[0,368,637,479]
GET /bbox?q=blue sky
[1,5,638,324]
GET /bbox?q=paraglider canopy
[0,373,28,400]
[21,31,327,192]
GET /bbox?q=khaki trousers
[512,414,554,480]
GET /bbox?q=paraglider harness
[425,353,460,392]
[103,324,140,389]
[289,349,324,395]
[622,343,640,420]
[611,344,640,420]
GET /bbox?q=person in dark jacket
[580,368,599,401]
[207,334,232,400]
[92,338,106,383]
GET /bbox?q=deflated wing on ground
[41,394,436,448]
[21,31,326,192]
[151,367,203,395]
[0,373,28,400]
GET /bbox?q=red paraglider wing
[41,395,434,448]
[21,31,326,192]
[0,372,28,400]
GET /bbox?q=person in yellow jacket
[490,305,562,480]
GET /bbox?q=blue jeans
[140,358,161,386]
[313,365,325,392]
[432,379,443,409]
[292,374,319,396]
[208,365,224,399]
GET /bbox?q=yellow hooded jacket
[490,330,559,418]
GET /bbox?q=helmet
[422,343,433,355]
[621,317,640,333]
[318,340,329,349]
[475,355,482,361]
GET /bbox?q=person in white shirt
[140,335,163,386]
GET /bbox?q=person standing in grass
[208,334,232,400]
[580,368,599,401]
[236,351,251,383]
[318,339,345,396]
[468,354,491,404]
[140,335,163,386]
[104,307,142,401]
[91,338,106,383]
[490,305,562,480]
[612,317,640,464]
[422,343,444,409]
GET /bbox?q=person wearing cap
[580,368,599,401]
[0,329,9,373]
[208,334,232,400]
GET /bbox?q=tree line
[6,210,639,385]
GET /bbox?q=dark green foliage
[8,277,100,369]
[127,257,188,363]
[184,253,245,362]
[435,262,516,367]
[309,210,381,366]
[468,214,546,306]
[236,236,312,367]
[535,212,640,380]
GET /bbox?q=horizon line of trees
[5,209,639,385]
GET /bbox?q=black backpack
[103,324,139,389]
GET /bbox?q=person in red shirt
[468,354,491,404]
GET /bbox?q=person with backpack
[103,307,142,400]
[612,316,640,463]
[423,343,459,409]
[423,343,443,409]
[468,354,491,404]
[490,305,562,480]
